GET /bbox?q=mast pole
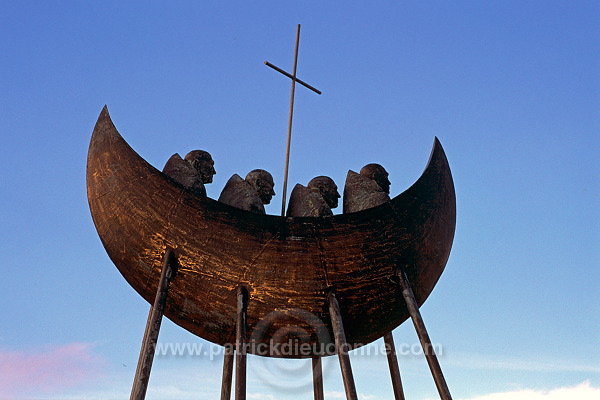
[264,24,320,216]
[280,24,301,216]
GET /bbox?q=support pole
[383,332,406,400]
[312,357,324,400]
[235,286,249,400]
[220,345,235,400]
[396,267,452,400]
[130,249,177,400]
[327,291,358,400]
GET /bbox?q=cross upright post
[265,24,321,216]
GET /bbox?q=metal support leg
[384,332,406,400]
[327,291,358,400]
[220,345,234,400]
[130,249,177,400]
[396,267,452,400]
[312,357,324,400]
[235,286,249,400]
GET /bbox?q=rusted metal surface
[396,267,452,400]
[130,249,176,400]
[86,106,456,358]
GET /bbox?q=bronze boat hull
[86,106,456,357]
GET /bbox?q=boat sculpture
[86,106,456,358]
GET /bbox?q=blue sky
[1,1,598,399]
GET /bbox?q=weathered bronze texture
[328,291,358,400]
[184,150,216,184]
[162,150,216,198]
[384,332,406,400]
[86,106,456,358]
[287,184,329,217]
[343,164,391,214]
[219,171,275,214]
[130,249,177,400]
[162,153,208,196]
[287,176,340,217]
[360,164,391,194]
[396,267,452,400]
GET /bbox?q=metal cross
[265,24,321,216]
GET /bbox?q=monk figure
[343,163,391,213]
[218,169,275,214]
[286,176,340,217]
[162,150,216,196]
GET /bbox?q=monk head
[360,163,390,194]
[308,176,340,209]
[246,169,275,204]
[185,150,216,184]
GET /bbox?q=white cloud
[440,381,600,400]
[323,390,376,399]
[447,352,600,373]
[247,393,276,400]
[324,391,345,398]
[359,394,377,400]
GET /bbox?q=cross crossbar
[264,61,322,95]
[265,24,321,216]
